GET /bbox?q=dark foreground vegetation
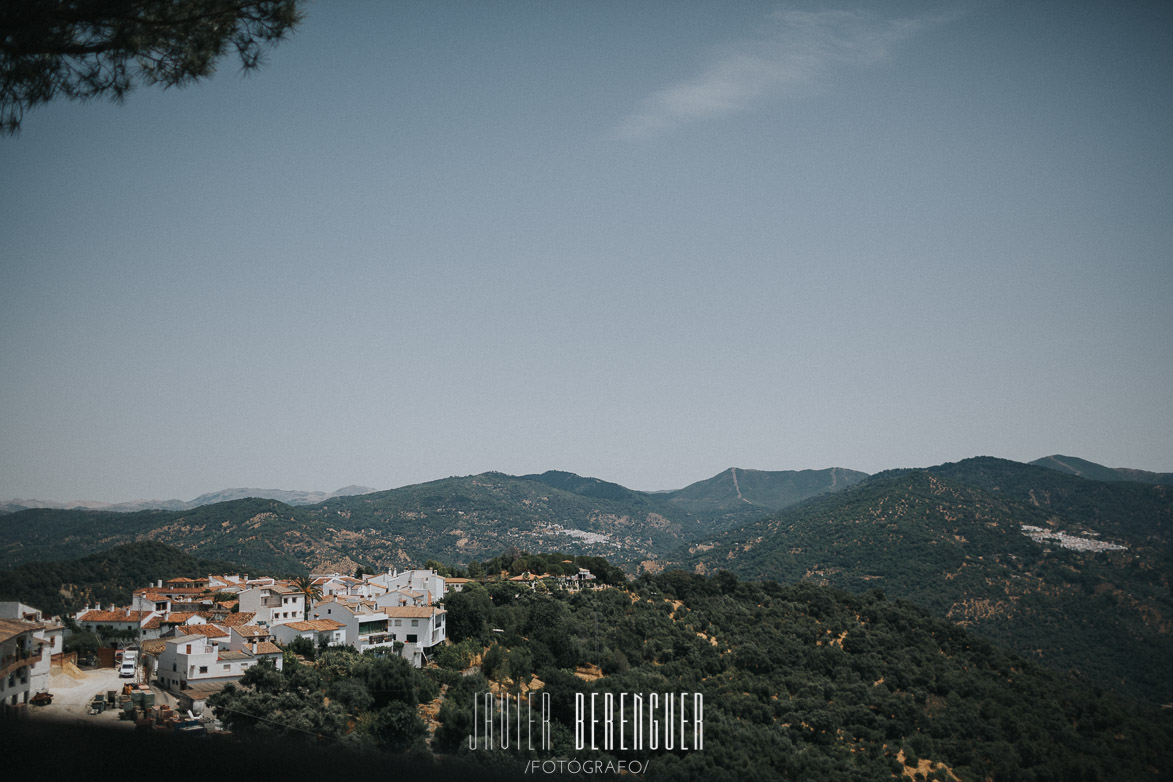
[6,549,1172,780]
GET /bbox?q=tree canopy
[1,0,304,134]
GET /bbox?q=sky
[2,0,1171,502]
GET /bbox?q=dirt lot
[29,664,177,728]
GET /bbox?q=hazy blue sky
[2,1,1171,502]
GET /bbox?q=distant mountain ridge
[0,485,378,515]
[662,466,868,517]
[1031,454,1173,485]
[0,466,866,572]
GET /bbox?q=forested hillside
[0,540,248,616]
[671,462,1173,704]
[208,565,1173,780]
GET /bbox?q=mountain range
[0,484,378,515]
[0,466,859,573]
[662,457,1173,704]
[1,453,1169,704]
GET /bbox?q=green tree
[365,701,426,752]
[444,583,491,643]
[291,574,322,607]
[1,0,305,134]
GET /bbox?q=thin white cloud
[614,8,943,140]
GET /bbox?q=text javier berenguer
[468,691,703,752]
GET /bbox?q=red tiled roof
[383,606,443,618]
[0,617,43,643]
[164,612,198,624]
[177,624,228,638]
[141,639,168,655]
[134,591,169,601]
[218,611,255,627]
[77,609,152,623]
[284,619,344,632]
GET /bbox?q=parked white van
[119,650,137,678]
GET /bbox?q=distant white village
[1020,525,1128,553]
[1,564,598,720]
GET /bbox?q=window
[394,619,402,627]
[224,664,231,671]
[411,619,419,627]
[407,634,417,643]
[198,666,207,674]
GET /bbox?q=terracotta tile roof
[252,642,282,655]
[164,612,198,624]
[218,612,255,627]
[167,577,195,583]
[77,609,152,623]
[0,617,42,643]
[178,624,228,638]
[444,578,472,584]
[141,639,168,655]
[232,625,271,638]
[284,619,344,632]
[135,591,170,601]
[382,606,443,618]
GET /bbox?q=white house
[308,597,445,667]
[382,606,446,666]
[155,633,280,694]
[0,602,63,657]
[75,607,157,637]
[375,588,428,609]
[0,613,53,712]
[308,598,393,653]
[271,618,346,649]
[556,568,598,591]
[309,575,367,598]
[238,584,305,626]
[370,569,445,605]
[443,577,473,593]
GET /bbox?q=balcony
[0,650,39,679]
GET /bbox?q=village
[0,564,599,730]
